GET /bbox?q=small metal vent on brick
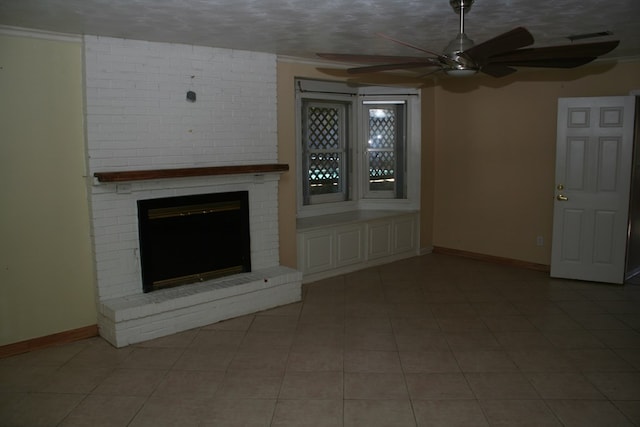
[137,191,251,293]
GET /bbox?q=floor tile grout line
[4,254,640,425]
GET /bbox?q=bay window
[296,79,420,217]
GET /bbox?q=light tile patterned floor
[2,253,640,426]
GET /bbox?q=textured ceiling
[1,0,639,62]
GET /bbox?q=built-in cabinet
[297,211,419,283]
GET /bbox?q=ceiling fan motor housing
[444,32,475,57]
[449,0,475,14]
[443,33,478,73]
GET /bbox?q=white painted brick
[98,267,302,347]
[84,36,295,345]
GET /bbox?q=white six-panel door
[551,96,636,284]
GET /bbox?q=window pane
[308,106,341,150]
[368,151,395,192]
[367,104,403,195]
[368,108,396,149]
[302,100,349,205]
[308,153,342,196]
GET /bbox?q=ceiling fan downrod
[445,0,478,75]
[449,0,475,34]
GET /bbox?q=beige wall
[275,61,432,267]
[276,62,333,268]
[0,34,96,346]
[277,59,640,268]
[420,82,437,251]
[1,36,637,346]
[432,61,640,265]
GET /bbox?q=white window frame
[296,79,420,218]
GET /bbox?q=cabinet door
[336,224,365,267]
[393,215,416,254]
[368,220,392,260]
[299,230,334,274]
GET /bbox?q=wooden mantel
[93,163,289,183]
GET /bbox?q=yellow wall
[432,61,640,265]
[0,34,96,346]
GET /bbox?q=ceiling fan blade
[377,33,460,68]
[316,67,426,85]
[488,40,619,63]
[417,67,446,78]
[489,57,599,69]
[463,27,535,62]
[348,61,442,74]
[480,63,517,77]
[317,53,434,64]
[375,33,447,58]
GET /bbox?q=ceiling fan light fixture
[444,67,479,77]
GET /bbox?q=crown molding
[0,25,81,43]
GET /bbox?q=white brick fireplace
[84,35,301,347]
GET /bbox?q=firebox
[137,191,251,293]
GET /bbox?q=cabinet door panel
[336,225,365,267]
[302,230,334,273]
[393,216,416,253]
[368,220,392,259]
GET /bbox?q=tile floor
[2,253,640,426]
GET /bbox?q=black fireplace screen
[137,191,251,292]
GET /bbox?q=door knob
[556,194,568,201]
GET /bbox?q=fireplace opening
[137,191,251,293]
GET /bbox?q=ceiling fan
[317,0,619,78]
